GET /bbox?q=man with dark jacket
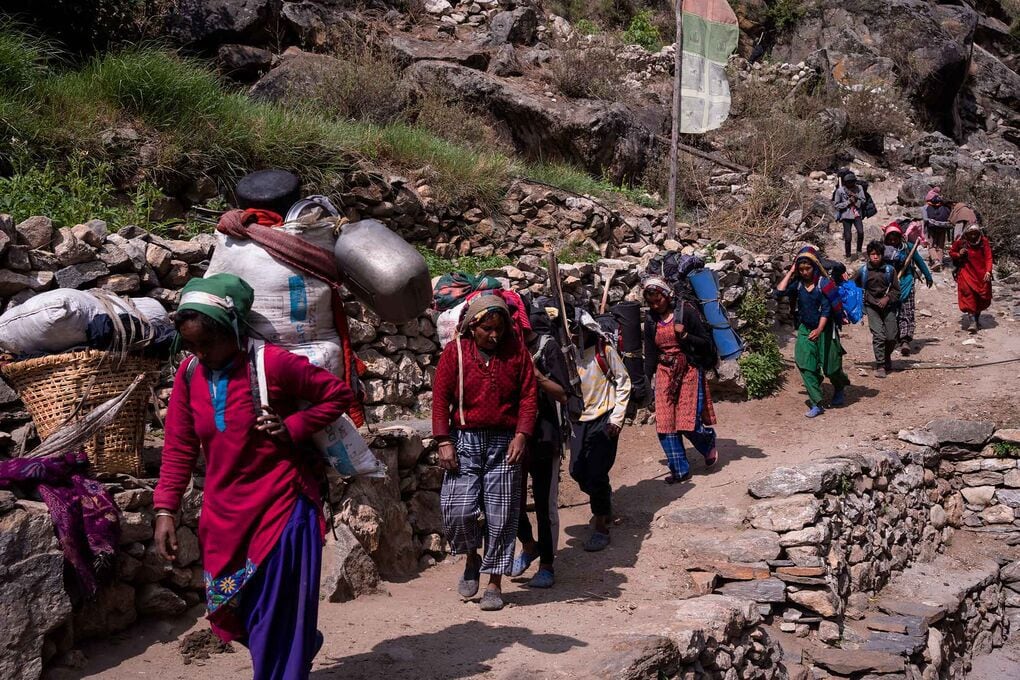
[853,241,901,377]
[510,306,571,588]
[833,173,867,260]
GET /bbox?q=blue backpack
[838,281,864,324]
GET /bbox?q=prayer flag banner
[678,0,739,133]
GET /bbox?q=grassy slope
[0,28,641,227]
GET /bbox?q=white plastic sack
[287,336,344,381]
[251,339,384,479]
[205,220,337,346]
[435,301,465,349]
[0,290,168,354]
[313,415,386,478]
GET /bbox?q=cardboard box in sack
[250,338,385,479]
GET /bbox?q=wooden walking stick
[598,269,616,315]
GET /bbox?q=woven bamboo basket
[1,350,161,475]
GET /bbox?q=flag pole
[667,0,684,241]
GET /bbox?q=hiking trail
[71,177,1020,680]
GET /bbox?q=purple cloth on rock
[0,452,120,594]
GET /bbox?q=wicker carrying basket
[1,350,161,476]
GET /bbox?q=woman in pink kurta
[153,274,353,680]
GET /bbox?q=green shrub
[0,155,171,230]
[766,0,806,33]
[575,19,600,36]
[622,10,662,52]
[993,441,1020,458]
[417,247,512,276]
[737,290,785,399]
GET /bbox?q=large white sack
[0,290,168,355]
[205,221,337,346]
[435,301,465,349]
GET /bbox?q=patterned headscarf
[642,276,674,299]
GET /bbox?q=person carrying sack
[432,294,538,612]
[569,310,631,553]
[154,274,355,680]
[776,251,851,417]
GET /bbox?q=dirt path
[74,182,1020,679]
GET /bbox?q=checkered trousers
[441,428,521,575]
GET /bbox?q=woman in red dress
[949,224,994,331]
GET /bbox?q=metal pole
[667,1,684,241]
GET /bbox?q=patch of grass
[575,19,600,36]
[622,10,662,52]
[417,247,512,276]
[0,28,645,214]
[411,91,510,155]
[736,289,784,399]
[556,242,601,264]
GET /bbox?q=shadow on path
[310,621,585,679]
[75,605,205,677]
[508,436,766,607]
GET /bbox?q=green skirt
[794,324,845,377]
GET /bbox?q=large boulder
[0,508,73,680]
[336,447,417,579]
[487,8,539,46]
[249,50,342,104]
[165,0,273,46]
[390,36,490,71]
[403,60,661,182]
[772,0,978,137]
[320,523,380,603]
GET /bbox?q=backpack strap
[182,355,198,386]
[594,339,615,384]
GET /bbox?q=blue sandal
[583,531,611,552]
[510,551,537,577]
[527,568,555,589]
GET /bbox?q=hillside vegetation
[0,26,634,228]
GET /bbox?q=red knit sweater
[432,336,538,439]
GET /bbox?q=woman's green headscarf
[177,274,255,342]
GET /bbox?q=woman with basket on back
[153,274,355,680]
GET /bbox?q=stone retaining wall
[585,595,786,680]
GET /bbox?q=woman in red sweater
[153,274,353,680]
[432,294,538,611]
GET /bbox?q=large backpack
[860,180,878,219]
[676,300,719,371]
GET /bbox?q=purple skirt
[238,495,323,680]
